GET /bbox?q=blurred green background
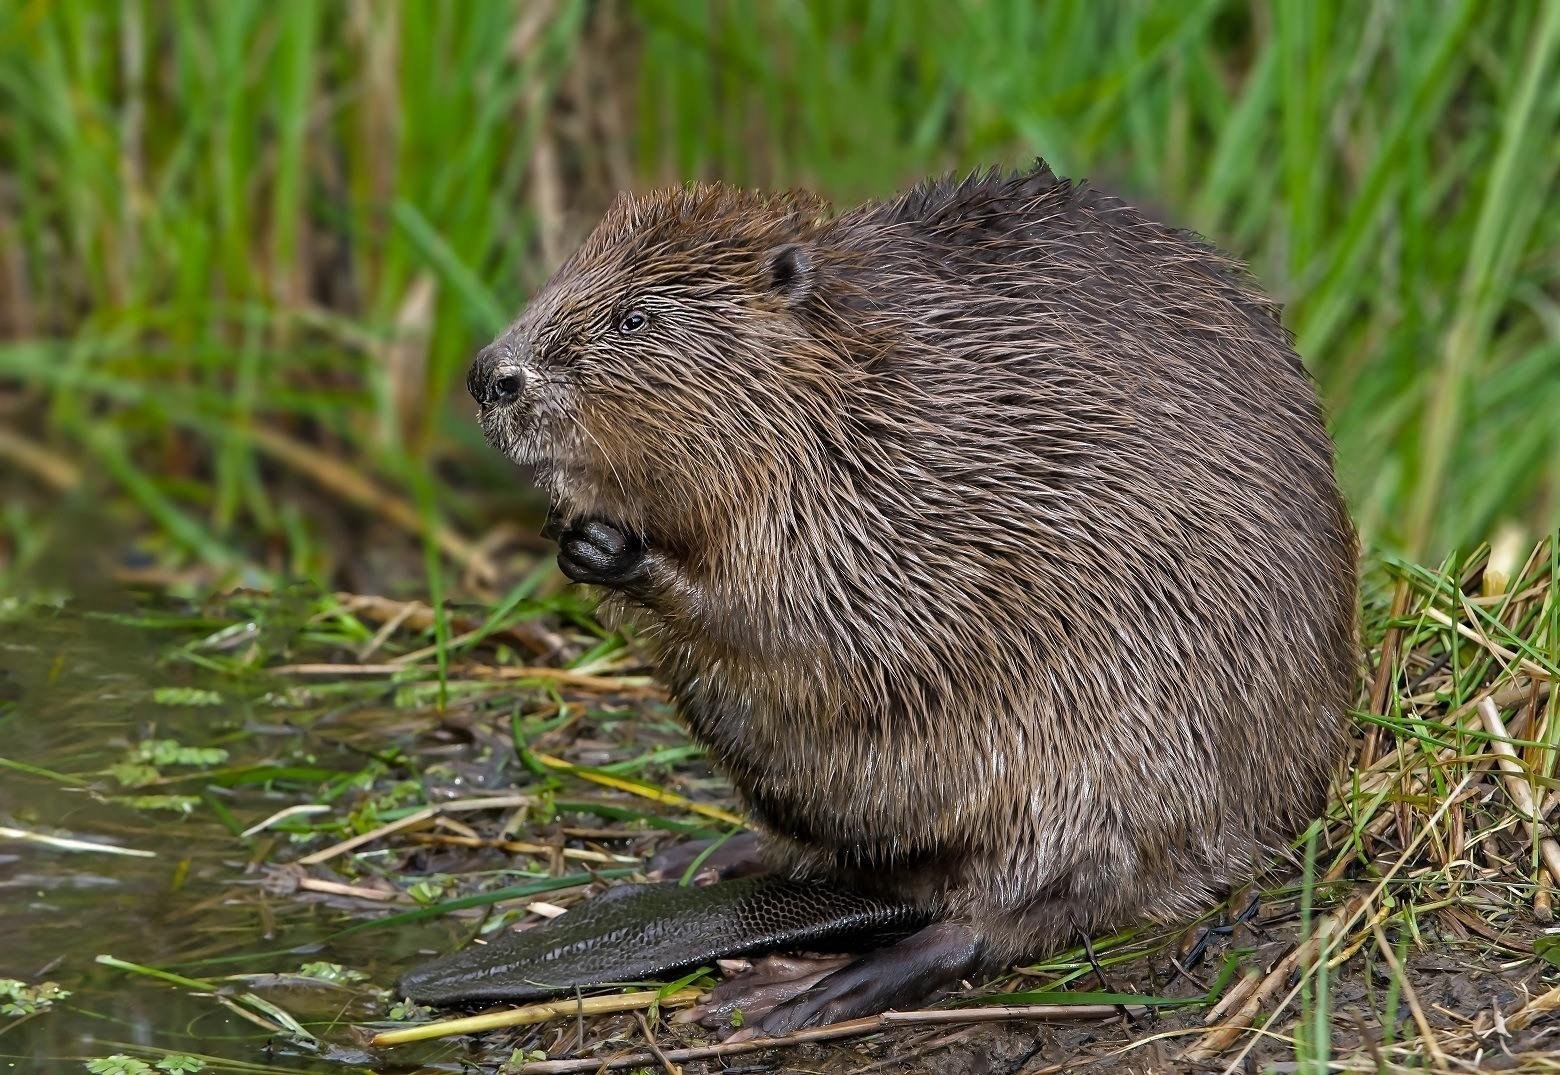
[1,0,1557,596]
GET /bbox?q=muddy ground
[2,591,1556,1074]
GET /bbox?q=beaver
[417,161,1358,1034]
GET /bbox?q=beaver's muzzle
[468,342,525,407]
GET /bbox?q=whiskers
[569,411,629,502]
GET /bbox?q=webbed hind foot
[681,921,983,1040]
[673,953,853,1030]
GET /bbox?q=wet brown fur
[478,161,1358,966]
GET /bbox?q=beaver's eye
[617,309,650,336]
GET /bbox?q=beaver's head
[467,185,859,538]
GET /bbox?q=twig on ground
[848,1026,983,1075]
[507,1003,1135,1074]
[295,876,397,902]
[635,1010,683,1075]
[1183,890,1369,1063]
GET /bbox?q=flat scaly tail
[398,875,928,1005]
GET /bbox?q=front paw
[557,518,647,588]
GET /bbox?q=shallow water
[0,596,468,1073]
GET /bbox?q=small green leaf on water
[107,739,229,787]
[260,687,315,708]
[116,794,201,815]
[388,998,433,1021]
[155,1058,205,1074]
[107,761,162,788]
[134,739,229,767]
[0,977,70,1015]
[406,877,452,904]
[297,960,368,984]
[152,687,224,707]
[84,1057,153,1075]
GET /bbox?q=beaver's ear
[763,243,813,306]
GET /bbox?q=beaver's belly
[669,669,1002,872]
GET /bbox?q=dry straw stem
[0,427,81,491]
[506,1003,1136,1074]
[1323,672,1553,886]
[239,803,331,837]
[370,987,702,1046]
[1367,981,1560,1071]
[1421,604,1556,681]
[296,793,532,866]
[295,876,396,902]
[1184,768,1477,1065]
[1183,889,1371,1062]
[405,831,638,865]
[1190,552,1557,1069]
[1477,696,1560,887]
[338,592,562,659]
[1501,982,1560,1033]
[269,661,651,692]
[1369,921,1446,1067]
[1360,579,1411,767]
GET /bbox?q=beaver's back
[640,168,1356,953]
[551,166,1359,961]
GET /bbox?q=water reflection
[0,599,460,1072]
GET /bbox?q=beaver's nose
[468,345,525,407]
